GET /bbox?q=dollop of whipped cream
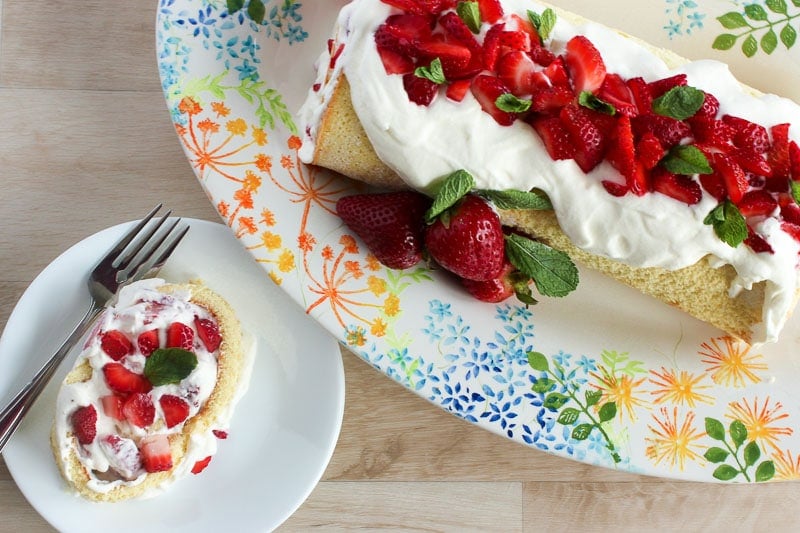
[53,278,254,498]
[298,0,800,344]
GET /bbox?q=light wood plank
[0,458,54,532]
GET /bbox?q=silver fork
[0,205,189,452]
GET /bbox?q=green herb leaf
[495,93,531,113]
[543,392,570,410]
[585,389,602,407]
[578,91,616,115]
[247,0,266,24]
[477,189,553,210]
[227,0,245,14]
[790,181,800,205]
[717,12,749,29]
[557,407,581,425]
[705,417,726,441]
[425,169,475,223]
[744,440,761,466]
[730,419,748,448]
[652,85,706,120]
[704,447,730,463]
[572,423,593,441]
[414,57,446,84]
[527,351,550,372]
[755,460,776,482]
[509,270,538,305]
[704,201,748,247]
[662,145,713,175]
[144,348,198,386]
[713,464,739,481]
[598,402,617,423]
[505,234,579,297]
[527,8,557,42]
[456,1,482,33]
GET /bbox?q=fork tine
[114,209,173,270]
[101,204,162,268]
[128,221,190,284]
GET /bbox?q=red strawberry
[137,329,159,357]
[402,72,439,106]
[791,140,800,180]
[103,362,152,393]
[768,123,792,179]
[636,132,665,170]
[530,44,556,67]
[597,73,637,117]
[477,0,504,23]
[461,259,532,303]
[100,330,133,361]
[336,191,432,269]
[564,35,607,94]
[607,115,648,195]
[496,50,537,96]
[438,12,481,52]
[212,429,228,439]
[781,200,800,225]
[626,76,652,115]
[695,91,720,120]
[101,394,125,421]
[374,14,434,56]
[192,456,213,475]
[732,147,772,177]
[380,0,454,16]
[499,30,531,53]
[530,115,576,161]
[542,57,570,88]
[782,221,800,242]
[194,316,221,352]
[415,40,472,78]
[602,180,629,197]
[481,23,505,71]
[424,194,505,281]
[699,171,728,202]
[723,115,770,153]
[376,45,414,75]
[167,322,194,351]
[690,117,735,149]
[744,227,774,254]
[738,190,778,217]
[559,103,608,173]
[99,435,142,479]
[711,152,749,204]
[70,405,97,445]
[647,74,687,99]
[651,167,702,205]
[140,434,173,473]
[159,394,191,428]
[529,85,575,113]
[122,392,155,428]
[632,114,691,148]
[446,78,471,102]
[471,74,518,126]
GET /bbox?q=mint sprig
[652,85,706,120]
[425,169,475,223]
[662,145,713,175]
[457,1,482,33]
[144,348,198,386]
[504,233,579,297]
[477,189,553,211]
[578,91,616,115]
[495,93,531,113]
[704,200,748,247]
[415,58,446,85]
[527,8,557,43]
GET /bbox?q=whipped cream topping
[53,278,254,498]
[298,0,800,344]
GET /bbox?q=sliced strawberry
[647,74,687,99]
[790,140,800,180]
[424,194,505,281]
[695,91,720,120]
[636,132,665,170]
[559,103,608,172]
[626,76,652,115]
[499,30,531,53]
[496,51,537,96]
[101,394,125,421]
[768,123,792,180]
[732,147,772,177]
[477,0,504,23]
[529,85,574,113]
[166,322,195,351]
[103,362,152,393]
[70,405,97,445]
[376,45,414,75]
[542,56,570,88]
[194,316,221,352]
[402,72,439,106]
[461,259,532,303]
[781,200,800,225]
[602,180,629,197]
[744,227,774,254]
[509,13,539,43]
[415,40,472,78]
[723,115,770,153]
[100,330,133,361]
[597,73,637,117]
[140,433,173,473]
[564,35,607,94]
[374,14,434,56]
[530,115,576,161]
[738,190,778,217]
[699,171,728,202]
[690,116,735,150]
[782,221,800,242]
[159,394,191,428]
[481,23,505,71]
[471,74,517,126]
[137,329,159,357]
[191,456,213,475]
[446,78,471,102]
[632,114,691,148]
[438,12,481,52]
[607,115,648,195]
[122,392,155,428]
[651,167,702,205]
[336,191,432,269]
[530,45,556,67]
[711,152,749,204]
[380,0,455,16]
[212,429,228,439]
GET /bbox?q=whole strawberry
[461,258,535,304]
[425,194,505,281]
[337,191,432,269]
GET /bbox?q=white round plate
[157,0,800,483]
[0,218,344,532]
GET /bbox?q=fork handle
[0,304,103,453]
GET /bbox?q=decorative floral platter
[157,0,800,483]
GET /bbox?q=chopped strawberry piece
[402,72,439,106]
[738,190,778,217]
[101,394,125,421]
[790,140,800,180]
[100,330,133,361]
[194,316,222,352]
[626,76,652,115]
[530,85,574,113]
[602,180,629,197]
[70,405,97,445]
[723,115,771,153]
[509,14,539,42]
[564,35,607,94]
[711,152,749,204]
[471,74,517,126]
[122,392,155,428]
[699,171,728,202]
[607,115,648,195]
[103,362,152,393]
[380,0,455,15]
[597,73,637,117]
[530,45,556,67]
[782,221,800,242]
[159,394,191,428]
[559,103,608,172]
[695,91,720,120]
[192,456,213,475]
[636,132,665,170]
[781,201,800,225]
[530,115,576,161]
[499,30,531,53]
[732,147,772,177]
[768,123,792,179]
[651,167,702,205]
[481,23,505,71]
[374,15,433,56]
[166,322,195,351]
[744,227,774,254]
[542,57,570,88]
[439,12,481,52]
[376,45,414,75]
[140,434,173,473]
[415,40,472,78]
[647,74,687,99]
[137,329,160,357]
[212,429,228,439]
[446,78,471,101]
[690,117,735,150]
[632,114,691,148]
[496,51,537,96]
[477,0,504,23]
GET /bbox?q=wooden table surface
[2,1,800,531]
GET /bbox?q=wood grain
[2,1,800,532]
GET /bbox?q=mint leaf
[791,181,800,204]
[495,93,531,113]
[528,8,556,43]
[415,58,446,84]
[504,234,579,297]
[425,169,475,223]
[662,145,713,175]
[578,91,616,115]
[704,201,747,247]
[456,1,481,33]
[652,85,706,120]
[477,189,553,210]
[144,348,198,386]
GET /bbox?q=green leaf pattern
[713,0,800,57]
